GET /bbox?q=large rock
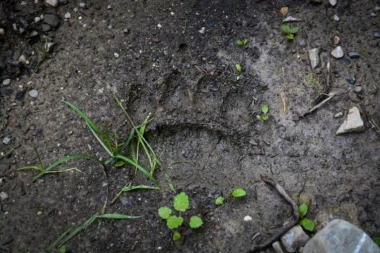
[314,203,359,232]
[281,225,310,252]
[304,219,380,253]
[336,106,365,135]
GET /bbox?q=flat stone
[346,75,356,85]
[282,16,302,23]
[308,48,320,69]
[3,79,11,86]
[281,225,310,252]
[45,0,58,7]
[44,14,59,27]
[329,0,337,6]
[336,106,365,135]
[29,89,38,98]
[354,86,362,94]
[299,39,306,47]
[303,219,380,253]
[331,46,344,58]
[272,241,285,253]
[333,35,340,45]
[348,52,360,58]
[2,137,11,145]
[0,192,8,201]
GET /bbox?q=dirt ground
[1,0,380,252]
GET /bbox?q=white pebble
[19,55,27,64]
[114,52,119,58]
[29,89,39,98]
[2,79,11,86]
[2,137,11,145]
[64,12,71,19]
[157,24,162,28]
[0,192,8,201]
[331,46,344,58]
[244,215,253,221]
[34,17,41,23]
[333,14,339,21]
[199,27,206,34]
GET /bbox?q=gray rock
[41,24,51,32]
[272,241,284,253]
[336,106,365,135]
[374,32,380,38]
[331,46,344,58]
[346,75,356,85]
[299,39,306,47]
[45,0,58,7]
[348,52,360,58]
[2,137,11,145]
[334,112,343,118]
[2,79,11,86]
[0,192,8,201]
[29,89,39,98]
[354,86,362,94]
[44,14,59,28]
[308,48,320,69]
[333,35,340,45]
[281,225,310,252]
[329,0,337,6]
[303,219,380,253]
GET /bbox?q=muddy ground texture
[1,0,380,252]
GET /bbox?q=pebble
[333,15,339,21]
[299,39,306,47]
[41,24,51,32]
[334,112,343,118]
[45,0,58,7]
[0,192,8,201]
[199,27,205,34]
[44,14,59,28]
[64,12,71,19]
[346,75,356,85]
[343,58,351,65]
[303,219,380,253]
[354,86,362,94]
[79,2,86,8]
[2,137,11,145]
[374,32,380,38]
[243,216,253,222]
[29,89,38,98]
[333,35,340,45]
[331,46,344,58]
[308,48,320,69]
[281,225,310,252]
[329,0,337,6]
[336,106,365,135]
[3,79,11,86]
[347,51,360,58]
[34,17,41,23]
[19,55,27,64]
[272,241,285,253]
[114,52,120,58]
[282,16,301,23]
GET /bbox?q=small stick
[245,175,299,253]
[302,92,336,117]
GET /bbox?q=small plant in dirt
[299,203,315,232]
[235,64,242,81]
[230,188,247,198]
[256,105,269,121]
[215,196,225,206]
[158,192,203,241]
[281,24,299,40]
[236,38,248,48]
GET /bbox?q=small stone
[29,89,38,98]
[79,2,86,8]
[280,7,288,16]
[308,48,320,69]
[46,42,54,52]
[303,219,380,253]
[329,0,337,6]
[41,24,51,32]
[347,51,360,58]
[369,84,379,94]
[19,55,27,64]
[346,75,356,85]
[45,0,58,7]
[281,225,310,252]
[343,58,351,65]
[73,7,78,12]
[2,137,11,145]
[333,35,340,45]
[34,17,41,23]
[333,15,339,21]
[331,46,344,58]
[3,79,11,86]
[123,28,129,34]
[282,16,302,23]
[272,241,285,253]
[374,32,380,38]
[199,27,205,34]
[354,86,362,94]
[0,192,8,201]
[375,6,380,11]
[107,5,112,9]
[114,52,119,58]
[336,106,365,135]
[334,112,343,118]
[371,12,377,17]
[64,12,71,19]
[0,28,4,38]
[243,216,253,222]
[299,39,306,47]
[44,14,59,28]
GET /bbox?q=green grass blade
[86,122,113,156]
[17,166,43,172]
[97,213,141,219]
[46,228,72,251]
[122,185,160,192]
[33,146,44,169]
[33,154,102,180]
[164,173,176,193]
[115,155,159,186]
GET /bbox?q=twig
[359,104,380,138]
[245,175,299,253]
[302,92,336,117]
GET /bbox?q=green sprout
[281,24,299,40]
[299,203,315,232]
[257,105,269,121]
[235,64,242,81]
[215,196,225,206]
[236,39,248,48]
[231,188,246,198]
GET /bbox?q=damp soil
[1,0,380,252]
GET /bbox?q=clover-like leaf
[173,192,189,212]
[300,218,314,232]
[299,203,308,218]
[261,105,269,114]
[232,188,246,198]
[167,215,184,229]
[235,64,242,73]
[215,196,225,206]
[158,206,172,220]
[261,115,269,121]
[287,34,294,40]
[189,216,203,229]
[290,27,299,34]
[281,24,290,33]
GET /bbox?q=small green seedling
[158,192,203,241]
[236,39,248,48]
[299,203,315,232]
[230,188,246,198]
[281,24,299,40]
[256,105,269,121]
[235,64,242,81]
[215,196,225,206]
